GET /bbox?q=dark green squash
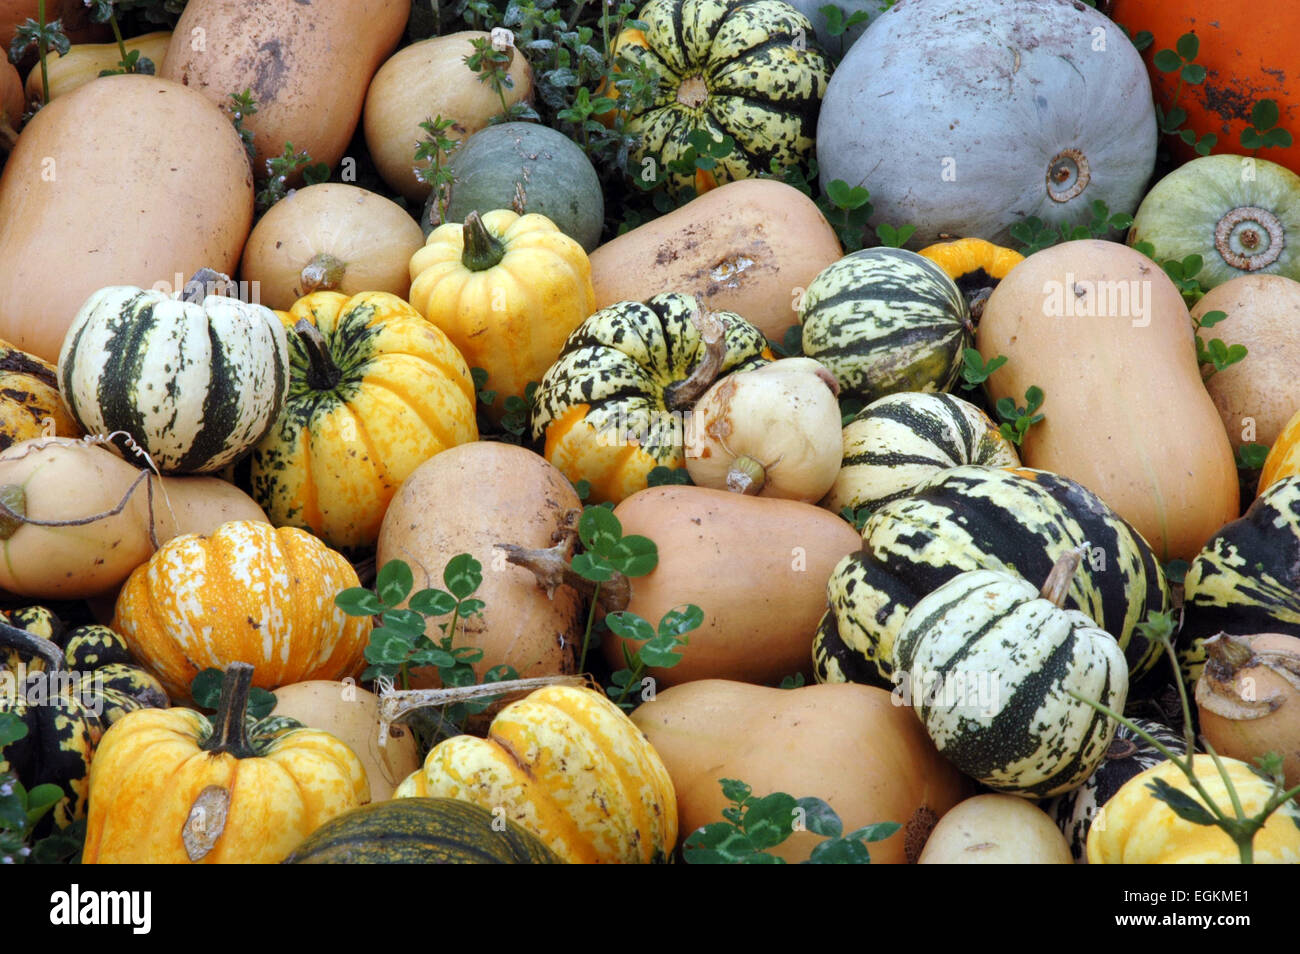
[423,122,604,252]
[813,465,1171,689]
[281,797,565,864]
[0,606,168,832]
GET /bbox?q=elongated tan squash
[606,485,862,686]
[25,31,171,103]
[0,75,254,363]
[977,240,1237,561]
[162,0,408,171]
[588,179,842,341]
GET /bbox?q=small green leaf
[247,688,277,720]
[741,792,799,849]
[1180,63,1206,84]
[845,821,903,842]
[1152,48,1182,72]
[409,588,457,618]
[571,553,615,582]
[778,672,807,689]
[1145,776,1216,826]
[375,560,414,607]
[605,611,657,643]
[334,587,383,617]
[0,713,28,749]
[578,505,623,554]
[795,796,842,838]
[1197,309,1228,328]
[190,669,223,710]
[456,598,486,619]
[607,534,658,577]
[1251,98,1280,131]
[805,837,873,863]
[1236,443,1270,470]
[658,604,704,638]
[720,778,752,804]
[639,633,688,667]
[443,553,483,600]
[825,179,870,211]
[1174,32,1199,62]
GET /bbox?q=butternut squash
[363,31,534,203]
[604,485,862,686]
[631,680,970,863]
[161,0,408,172]
[977,240,1238,562]
[0,75,254,363]
[588,179,843,341]
[24,31,171,103]
[1,59,21,146]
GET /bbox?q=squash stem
[180,268,234,304]
[460,211,507,271]
[726,455,766,495]
[497,542,631,614]
[300,253,347,294]
[0,619,64,673]
[664,304,726,411]
[202,662,256,759]
[293,319,343,391]
[1038,544,1089,607]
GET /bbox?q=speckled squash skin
[609,0,830,199]
[111,520,371,701]
[82,666,369,864]
[395,685,677,864]
[0,341,81,451]
[1086,756,1300,864]
[249,291,478,549]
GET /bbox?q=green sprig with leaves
[1192,309,1247,380]
[415,115,461,228]
[0,712,64,864]
[9,3,69,107]
[604,604,699,709]
[256,142,330,213]
[1151,32,1217,156]
[995,385,1045,446]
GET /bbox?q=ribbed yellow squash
[111,520,371,700]
[1259,405,1300,495]
[249,290,478,548]
[83,663,368,864]
[1086,756,1300,864]
[0,338,81,450]
[407,210,595,420]
[395,685,677,863]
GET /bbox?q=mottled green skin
[618,0,830,198]
[281,798,565,864]
[800,248,970,403]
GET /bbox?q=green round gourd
[1128,155,1300,292]
[281,797,565,864]
[799,247,971,403]
[423,122,604,252]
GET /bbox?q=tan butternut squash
[589,179,843,341]
[631,680,971,863]
[977,240,1238,562]
[1191,274,1300,452]
[604,485,862,686]
[0,75,254,363]
[239,183,425,310]
[161,0,408,172]
[376,442,581,686]
[363,31,534,203]
[25,31,171,103]
[1,59,21,147]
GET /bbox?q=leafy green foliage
[465,34,541,124]
[995,385,1045,446]
[959,348,1006,390]
[771,323,805,359]
[256,142,330,214]
[0,712,64,864]
[604,605,699,710]
[414,116,462,227]
[1241,99,1293,152]
[646,465,692,488]
[875,222,917,248]
[839,504,872,533]
[572,505,659,671]
[1192,310,1247,380]
[1009,200,1133,256]
[1236,443,1270,471]
[228,90,258,162]
[1152,33,1217,156]
[818,4,871,40]
[682,778,900,863]
[190,670,277,720]
[819,179,873,252]
[778,672,806,689]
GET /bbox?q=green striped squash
[822,391,1019,515]
[611,0,831,199]
[1179,475,1300,685]
[892,551,1129,798]
[281,797,564,864]
[530,293,772,503]
[1045,718,1187,863]
[813,465,1170,689]
[799,247,972,403]
[57,284,289,474]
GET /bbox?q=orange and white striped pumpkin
[111,520,370,700]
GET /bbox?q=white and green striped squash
[799,247,971,403]
[1044,717,1187,864]
[892,550,1130,799]
[822,391,1019,515]
[1179,475,1300,686]
[57,282,290,474]
[813,465,1170,689]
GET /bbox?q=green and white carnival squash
[1179,475,1300,685]
[813,465,1170,689]
[821,391,1020,515]
[531,293,772,504]
[1044,718,1187,864]
[0,606,169,833]
[1128,155,1300,292]
[607,0,831,200]
[892,549,1129,799]
[816,0,1157,248]
[799,248,971,403]
[57,275,290,474]
[281,797,564,864]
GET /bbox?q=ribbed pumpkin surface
[799,247,970,402]
[282,797,564,864]
[822,391,1019,514]
[57,285,289,474]
[813,465,1170,688]
[395,685,678,864]
[1045,718,1186,863]
[249,290,478,549]
[1179,475,1300,684]
[609,0,830,198]
[1259,406,1300,493]
[893,565,1129,799]
[530,293,771,503]
[0,340,81,450]
[111,520,371,700]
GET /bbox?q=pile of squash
[1,0,1299,867]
